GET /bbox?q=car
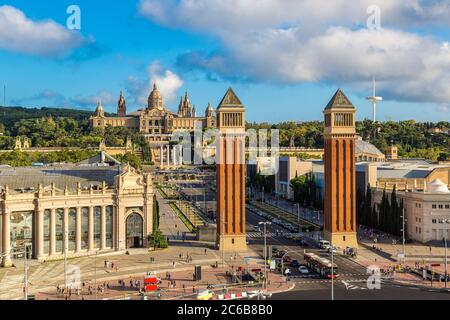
[298,266,309,274]
[319,240,330,249]
[327,246,338,254]
[291,260,301,268]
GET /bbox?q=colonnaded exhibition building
[0,154,154,267]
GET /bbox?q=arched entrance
[126,213,143,248]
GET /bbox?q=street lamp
[259,221,271,290]
[401,207,407,265]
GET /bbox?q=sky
[0,0,449,123]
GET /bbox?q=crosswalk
[246,232,298,239]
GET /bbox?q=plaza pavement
[35,265,292,300]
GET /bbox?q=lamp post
[445,236,448,289]
[94,251,98,300]
[401,207,406,265]
[331,243,334,301]
[24,244,28,301]
[64,230,68,290]
[259,221,271,290]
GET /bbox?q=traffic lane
[248,210,369,281]
[270,281,450,300]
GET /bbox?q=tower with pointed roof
[95,100,105,117]
[216,88,247,252]
[323,89,358,249]
[117,91,127,117]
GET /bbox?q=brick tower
[323,89,358,249]
[216,88,247,252]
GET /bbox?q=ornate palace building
[0,157,154,267]
[90,84,216,143]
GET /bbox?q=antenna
[366,77,383,122]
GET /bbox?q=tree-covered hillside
[247,120,450,161]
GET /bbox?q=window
[81,208,89,250]
[432,219,437,224]
[432,204,437,209]
[106,206,113,248]
[446,205,450,209]
[68,208,76,251]
[55,209,64,252]
[94,207,101,249]
[44,210,50,254]
[439,205,444,209]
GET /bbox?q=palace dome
[428,179,450,194]
[147,83,163,110]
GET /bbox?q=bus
[304,252,338,279]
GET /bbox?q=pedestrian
[173,261,176,268]
[204,248,207,255]
[104,260,107,268]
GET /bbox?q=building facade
[371,179,450,243]
[0,161,153,267]
[216,88,247,252]
[323,89,358,249]
[90,84,216,143]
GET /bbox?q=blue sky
[0,0,449,122]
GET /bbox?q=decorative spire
[95,99,105,117]
[117,90,126,117]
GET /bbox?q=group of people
[104,260,118,272]
[178,252,193,263]
[55,281,112,300]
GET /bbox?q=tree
[152,195,160,233]
[147,230,168,250]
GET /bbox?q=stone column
[160,145,164,167]
[100,206,106,250]
[1,210,12,267]
[88,207,94,252]
[75,207,82,253]
[49,208,56,256]
[36,209,44,259]
[63,208,69,254]
[166,145,170,167]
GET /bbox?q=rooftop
[0,165,122,192]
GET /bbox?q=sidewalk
[35,257,293,300]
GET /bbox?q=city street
[246,209,450,300]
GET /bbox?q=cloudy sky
[0,0,449,122]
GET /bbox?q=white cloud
[0,5,87,57]
[127,61,183,107]
[139,0,450,105]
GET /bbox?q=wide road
[246,209,450,300]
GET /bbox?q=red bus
[304,252,338,279]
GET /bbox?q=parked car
[298,266,310,274]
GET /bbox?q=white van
[319,240,331,249]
